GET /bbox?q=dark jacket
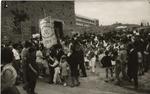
[127,48,138,78]
[101,55,112,67]
[26,48,39,78]
[68,51,80,77]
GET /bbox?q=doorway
[54,21,63,40]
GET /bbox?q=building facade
[75,15,99,33]
[1,1,75,42]
[76,15,99,27]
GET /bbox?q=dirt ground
[17,66,150,94]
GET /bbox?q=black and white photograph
[1,0,150,94]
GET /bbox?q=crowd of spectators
[1,27,150,94]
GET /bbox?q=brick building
[1,1,75,42]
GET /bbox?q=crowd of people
[1,27,150,94]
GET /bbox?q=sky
[75,0,150,25]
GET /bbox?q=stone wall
[1,1,75,42]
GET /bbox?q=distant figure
[49,57,61,84]
[115,45,128,85]
[144,39,150,72]
[12,43,21,84]
[127,41,139,89]
[68,41,81,87]
[47,49,55,84]
[89,51,96,73]
[59,55,70,86]
[21,41,32,90]
[36,46,44,76]
[78,43,87,77]
[26,46,39,94]
[98,49,105,67]
[101,51,113,82]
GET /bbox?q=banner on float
[39,16,57,48]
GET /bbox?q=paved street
[17,65,150,94]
